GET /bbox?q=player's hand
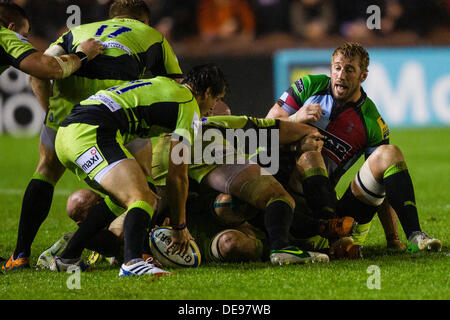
[168,227,194,255]
[77,38,104,61]
[299,132,324,153]
[292,104,322,123]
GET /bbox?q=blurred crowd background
[14,0,450,57]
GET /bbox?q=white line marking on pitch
[0,189,73,196]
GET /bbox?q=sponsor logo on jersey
[100,40,131,55]
[317,127,352,161]
[76,146,104,174]
[377,117,390,139]
[294,78,305,95]
[87,94,122,112]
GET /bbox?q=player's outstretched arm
[278,120,322,145]
[166,140,193,255]
[19,38,104,79]
[266,102,289,119]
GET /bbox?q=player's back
[47,18,182,131]
[64,76,197,142]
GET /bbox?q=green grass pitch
[0,128,448,301]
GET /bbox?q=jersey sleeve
[171,100,201,147]
[0,28,37,69]
[50,30,73,53]
[145,37,182,78]
[277,74,329,115]
[362,98,390,158]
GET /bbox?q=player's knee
[36,150,65,183]
[296,151,324,174]
[368,144,405,174]
[66,189,101,225]
[126,189,158,211]
[214,193,255,225]
[213,230,261,263]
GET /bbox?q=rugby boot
[407,231,442,253]
[119,258,173,277]
[270,246,329,265]
[49,256,88,272]
[36,232,74,269]
[328,237,363,260]
[142,253,164,269]
[318,216,356,240]
[86,251,103,266]
[2,252,30,271]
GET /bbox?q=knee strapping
[354,161,386,206]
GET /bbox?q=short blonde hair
[332,42,370,73]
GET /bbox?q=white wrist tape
[52,54,79,78]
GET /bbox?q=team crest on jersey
[76,147,104,174]
[377,117,390,139]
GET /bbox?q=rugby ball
[149,227,201,268]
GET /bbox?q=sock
[352,222,372,245]
[290,210,321,239]
[61,199,116,259]
[383,163,421,238]
[14,175,55,258]
[301,168,337,220]
[142,231,151,255]
[123,201,153,264]
[84,229,121,257]
[264,198,294,250]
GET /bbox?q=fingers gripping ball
[149,227,201,268]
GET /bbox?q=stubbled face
[198,88,226,116]
[330,52,367,105]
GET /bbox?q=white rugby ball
[149,227,201,268]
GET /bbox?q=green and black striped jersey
[63,77,200,147]
[47,18,182,131]
[0,26,36,74]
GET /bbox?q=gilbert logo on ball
[150,227,201,268]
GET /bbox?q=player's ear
[360,71,368,83]
[7,22,15,31]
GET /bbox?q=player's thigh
[37,125,65,181]
[55,123,153,206]
[227,163,293,209]
[125,138,152,177]
[100,158,156,208]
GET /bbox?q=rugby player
[47,64,227,276]
[0,2,103,79]
[39,114,339,267]
[3,0,182,271]
[266,42,442,254]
